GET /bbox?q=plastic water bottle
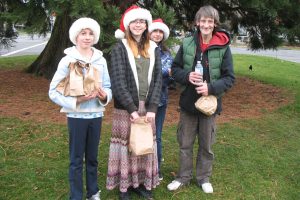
[194,61,203,83]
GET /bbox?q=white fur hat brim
[123,8,152,30]
[149,22,170,40]
[115,29,125,39]
[69,17,100,45]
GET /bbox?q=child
[149,18,173,181]
[49,17,112,200]
[106,5,161,200]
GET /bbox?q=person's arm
[171,45,191,85]
[161,52,173,78]
[147,47,162,113]
[97,58,112,105]
[207,47,235,96]
[109,42,137,114]
[48,57,77,110]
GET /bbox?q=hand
[145,112,155,123]
[76,92,97,105]
[195,82,208,95]
[96,87,107,101]
[189,72,202,85]
[130,111,140,122]
[168,68,172,76]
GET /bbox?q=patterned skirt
[106,101,160,192]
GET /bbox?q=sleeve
[208,47,235,96]
[171,45,191,85]
[147,47,162,113]
[98,58,112,106]
[109,42,137,114]
[48,57,77,110]
[161,52,173,78]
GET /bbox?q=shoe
[130,185,153,200]
[201,182,213,193]
[158,172,163,181]
[86,190,100,200]
[167,180,183,191]
[119,191,130,200]
[159,175,163,181]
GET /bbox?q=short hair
[194,5,220,27]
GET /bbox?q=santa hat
[69,17,100,45]
[148,18,170,40]
[115,5,152,39]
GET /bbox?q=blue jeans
[155,104,167,173]
[67,117,102,200]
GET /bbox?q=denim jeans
[155,104,167,173]
[67,117,102,200]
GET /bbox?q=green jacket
[171,30,235,115]
[183,36,227,85]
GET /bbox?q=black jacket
[109,40,162,114]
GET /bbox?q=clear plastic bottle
[195,60,203,83]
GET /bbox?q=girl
[49,17,112,200]
[106,5,162,200]
[149,18,173,181]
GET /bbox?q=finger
[130,116,135,122]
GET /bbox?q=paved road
[1,34,299,63]
[230,46,300,63]
[0,34,49,56]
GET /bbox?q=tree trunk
[26,12,72,79]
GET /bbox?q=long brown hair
[125,28,150,58]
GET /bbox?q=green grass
[1,55,300,199]
[0,55,37,69]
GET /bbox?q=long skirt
[106,101,160,192]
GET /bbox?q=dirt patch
[0,69,291,125]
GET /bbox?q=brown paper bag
[129,117,154,156]
[56,62,101,96]
[195,95,217,116]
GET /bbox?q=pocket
[211,118,217,144]
[176,116,183,146]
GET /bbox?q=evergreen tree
[1,0,299,78]
[0,0,138,79]
[0,1,19,49]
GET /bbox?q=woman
[49,18,112,200]
[148,18,173,181]
[106,5,162,200]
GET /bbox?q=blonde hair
[125,29,150,58]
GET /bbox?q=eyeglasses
[130,19,146,25]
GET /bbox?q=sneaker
[159,175,163,181]
[167,180,183,191]
[130,185,153,200]
[159,172,163,181]
[201,182,213,193]
[86,190,100,200]
[119,191,130,200]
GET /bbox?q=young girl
[49,17,112,200]
[106,5,162,200]
[149,18,173,181]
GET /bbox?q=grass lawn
[0,55,299,199]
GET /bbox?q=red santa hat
[148,18,170,40]
[115,5,152,39]
[69,17,100,45]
